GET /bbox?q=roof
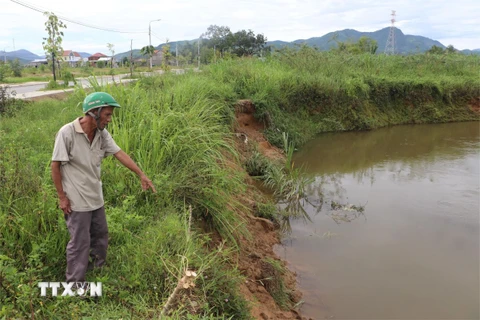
[63,50,81,57]
[90,52,107,57]
[96,57,111,61]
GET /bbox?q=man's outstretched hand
[140,174,157,193]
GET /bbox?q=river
[275,122,480,319]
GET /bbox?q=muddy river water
[275,122,479,319]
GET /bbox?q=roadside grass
[1,75,51,84]
[0,66,149,85]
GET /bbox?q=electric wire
[10,0,147,34]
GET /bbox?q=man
[51,91,156,282]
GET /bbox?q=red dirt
[233,100,309,320]
[234,99,285,163]
[468,97,480,114]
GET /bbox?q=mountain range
[3,27,479,64]
[269,27,462,54]
[1,50,93,64]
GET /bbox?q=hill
[2,49,41,62]
[113,40,192,60]
[461,48,480,55]
[272,27,447,54]
[114,27,469,57]
[8,28,479,62]
[78,52,92,58]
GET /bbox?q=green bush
[45,80,61,90]
[0,63,10,82]
[9,59,22,77]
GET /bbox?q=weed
[261,258,293,310]
[0,85,25,116]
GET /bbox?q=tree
[107,43,115,68]
[161,40,172,71]
[140,45,155,69]
[231,29,267,56]
[332,36,378,54]
[203,25,233,55]
[42,12,67,82]
[445,45,457,54]
[426,45,445,55]
[9,59,22,77]
[356,37,378,54]
[0,63,10,82]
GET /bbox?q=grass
[0,66,140,84]
[0,77,252,318]
[1,50,479,318]
[261,258,293,310]
[1,75,51,83]
[205,48,480,147]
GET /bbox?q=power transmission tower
[384,10,396,55]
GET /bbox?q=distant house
[96,56,115,67]
[28,58,48,67]
[62,50,82,67]
[88,52,107,62]
[133,58,147,66]
[151,50,164,66]
[88,53,116,67]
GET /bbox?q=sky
[1,0,479,56]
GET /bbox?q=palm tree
[140,45,156,69]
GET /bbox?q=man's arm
[51,161,72,214]
[114,150,157,193]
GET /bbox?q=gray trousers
[65,207,108,282]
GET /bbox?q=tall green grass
[1,51,478,318]
[0,75,252,318]
[205,48,480,147]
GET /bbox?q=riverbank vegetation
[1,50,478,318]
[207,47,479,147]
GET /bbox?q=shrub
[0,85,24,116]
[45,80,61,90]
[0,63,10,82]
[9,59,22,77]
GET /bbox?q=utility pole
[4,47,9,63]
[149,19,161,69]
[130,39,133,78]
[176,42,178,67]
[384,10,396,55]
[197,37,200,69]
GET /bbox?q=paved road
[6,75,127,95]
[3,69,189,100]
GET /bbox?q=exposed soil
[468,97,480,114]
[233,100,308,320]
[234,99,285,163]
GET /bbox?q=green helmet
[82,92,121,113]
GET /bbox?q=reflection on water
[276,122,480,319]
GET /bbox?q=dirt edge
[233,99,309,320]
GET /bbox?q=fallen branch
[160,270,197,318]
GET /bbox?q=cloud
[2,0,479,54]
